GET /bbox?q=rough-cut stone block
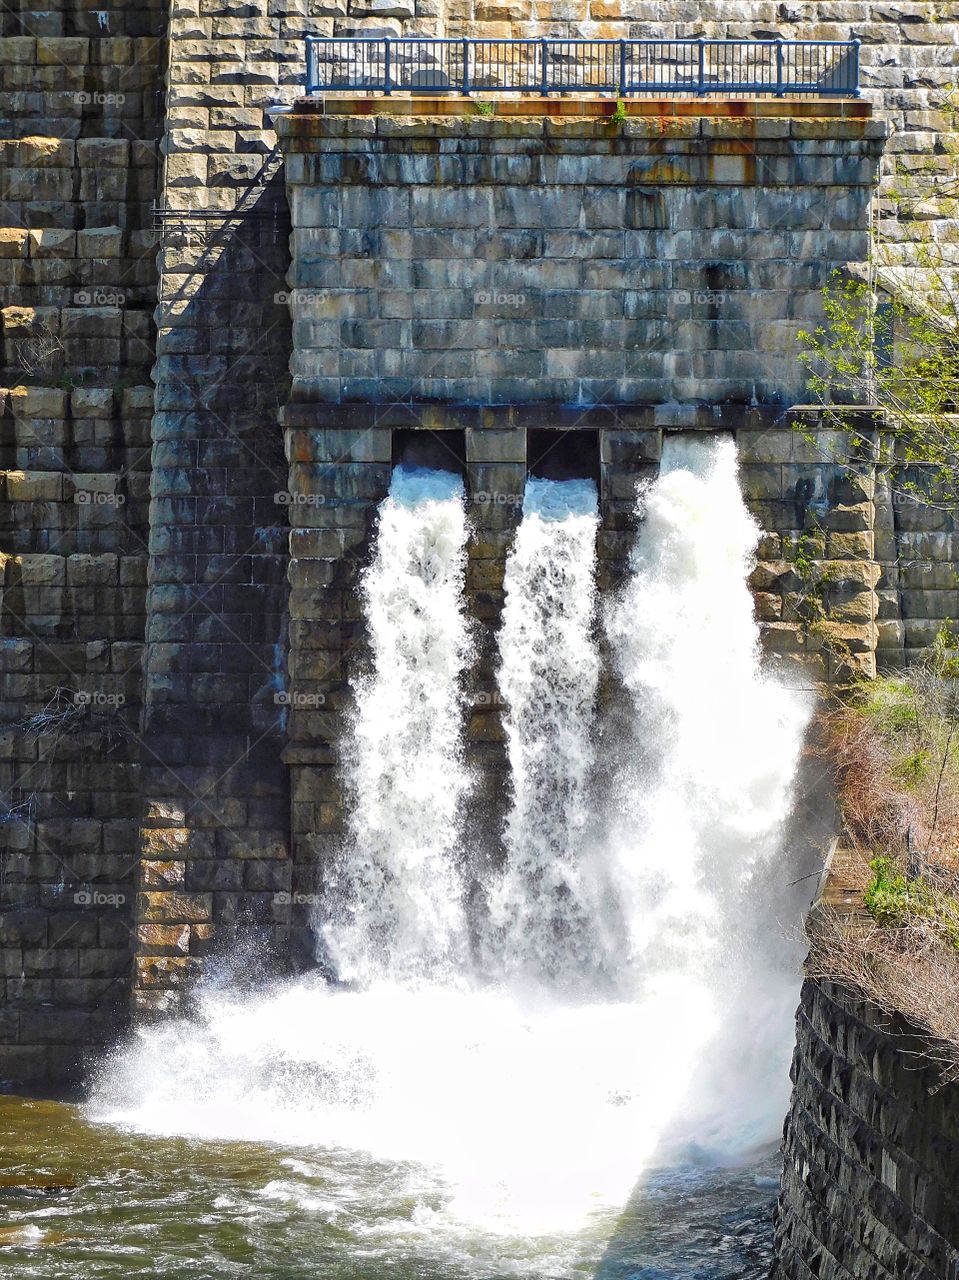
[348,0,413,13]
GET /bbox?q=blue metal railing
[305,37,861,98]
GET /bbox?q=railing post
[541,37,549,96]
[462,37,470,95]
[305,37,314,93]
[775,37,784,97]
[618,38,627,97]
[696,37,705,95]
[851,38,861,97]
[384,37,392,95]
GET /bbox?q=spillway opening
[527,428,599,486]
[391,427,465,477]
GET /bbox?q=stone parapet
[276,103,886,410]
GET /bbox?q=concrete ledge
[811,842,872,921]
[279,400,790,431]
[292,94,873,119]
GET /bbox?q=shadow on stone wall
[134,164,296,1018]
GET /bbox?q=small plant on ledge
[472,100,495,118]
[610,98,628,125]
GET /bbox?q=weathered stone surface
[278,110,885,408]
[772,979,959,1279]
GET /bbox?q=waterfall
[604,435,806,964]
[486,476,602,984]
[322,464,473,986]
[602,433,810,1148]
[88,439,810,1264]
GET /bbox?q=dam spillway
[87,434,810,1271]
[6,15,959,1274]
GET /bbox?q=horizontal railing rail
[304,37,861,98]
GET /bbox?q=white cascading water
[604,436,807,966]
[485,476,602,985]
[321,463,473,985]
[601,434,811,1153]
[89,440,810,1269]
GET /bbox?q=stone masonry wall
[772,977,959,1280]
[141,0,959,1009]
[445,2,959,264]
[0,0,164,1082]
[0,0,955,1083]
[275,1,959,261]
[134,0,296,1016]
[277,104,883,408]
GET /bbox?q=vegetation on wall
[794,88,959,514]
[808,657,959,1078]
[797,273,959,514]
[790,90,959,1071]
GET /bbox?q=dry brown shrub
[809,667,959,1078]
[807,908,959,1082]
[815,669,959,864]
[818,706,920,850]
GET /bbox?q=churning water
[80,438,811,1277]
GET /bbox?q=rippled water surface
[0,1094,777,1279]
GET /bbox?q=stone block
[70,387,115,418]
[27,229,75,258]
[10,385,68,419]
[136,923,192,955]
[465,428,526,464]
[36,37,88,64]
[76,227,125,259]
[348,0,413,13]
[138,892,213,924]
[17,554,66,587]
[165,154,209,187]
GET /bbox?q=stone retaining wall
[773,978,959,1280]
[0,0,164,1081]
[277,104,882,409]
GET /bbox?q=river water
[0,1093,778,1278]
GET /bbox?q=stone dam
[2,1,959,1276]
